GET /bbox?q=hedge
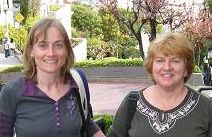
[0,58,143,73]
[0,58,201,73]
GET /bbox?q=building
[40,0,72,38]
[0,0,15,37]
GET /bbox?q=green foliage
[71,3,138,59]
[0,59,143,73]
[8,26,27,53]
[194,65,201,73]
[74,58,143,68]
[156,24,164,33]
[72,3,102,37]
[49,5,61,11]
[24,16,40,32]
[71,27,86,38]
[0,26,4,41]
[87,37,110,59]
[20,0,28,23]
[94,114,114,134]
[0,58,201,73]
[0,65,23,73]
[99,8,120,42]
[28,0,41,17]
[207,0,212,12]
[71,38,83,47]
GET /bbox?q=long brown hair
[23,18,74,83]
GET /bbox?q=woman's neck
[36,70,62,85]
[35,72,70,101]
[143,85,188,111]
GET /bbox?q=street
[89,81,152,115]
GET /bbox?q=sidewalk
[0,53,22,68]
[88,81,152,115]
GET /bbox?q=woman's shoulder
[1,76,24,95]
[188,86,212,106]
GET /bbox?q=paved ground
[0,53,22,68]
[89,81,152,115]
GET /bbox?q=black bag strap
[126,91,139,137]
[70,68,91,137]
[75,90,87,137]
[75,68,93,118]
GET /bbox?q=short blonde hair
[23,18,74,82]
[144,32,195,82]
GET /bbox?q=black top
[108,87,212,137]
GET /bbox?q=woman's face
[30,26,67,75]
[152,53,187,89]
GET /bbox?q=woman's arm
[107,94,131,137]
[0,85,16,137]
[92,130,105,137]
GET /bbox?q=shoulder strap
[75,68,93,118]
[70,68,88,120]
[126,91,139,137]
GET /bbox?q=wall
[73,38,87,62]
[0,67,205,87]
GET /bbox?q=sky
[117,0,204,8]
[117,0,130,8]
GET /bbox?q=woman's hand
[92,130,105,137]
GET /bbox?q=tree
[72,3,137,59]
[8,26,27,53]
[97,0,189,60]
[28,0,41,17]
[71,3,102,37]
[185,7,212,67]
[20,0,28,24]
[206,0,212,12]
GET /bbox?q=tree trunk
[138,38,145,60]
[149,17,157,41]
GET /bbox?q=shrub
[74,58,143,68]
[94,114,114,134]
[0,58,143,73]
[0,58,201,73]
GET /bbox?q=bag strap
[75,89,87,137]
[75,68,93,118]
[70,68,88,120]
[126,91,139,137]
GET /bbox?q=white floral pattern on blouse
[137,91,200,134]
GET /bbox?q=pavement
[0,53,22,68]
[89,81,152,115]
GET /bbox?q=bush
[0,65,23,73]
[194,65,201,73]
[0,58,201,73]
[75,58,143,68]
[0,58,143,73]
[94,114,114,134]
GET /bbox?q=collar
[21,75,78,97]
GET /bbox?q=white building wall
[40,0,72,39]
[40,0,49,17]
[141,32,150,57]
[0,0,14,27]
[55,4,72,39]
[73,38,87,62]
